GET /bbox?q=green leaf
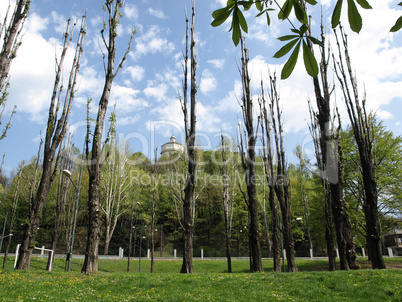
[238,1,253,11]
[211,9,233,27]
[390,16,402,32]
[331,0,343,28]
[302,40,319,77]
[305,0,318,5]
[281,40,301,79]
[294,1,308,24]
[266,11,271,26]
[399,2,402,6]
[307,35,323,46]
[212,6,230,19]
[232,18,241,46]
[278,34,299,41]
[274,37,299,58]
[278,0,293,20]
[237,9,248,33]
[256,0,263,11]
[347,0,363,33]
[355,0,372,9]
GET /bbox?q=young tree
[237,37,263,272]
[82,0,135,273]
[15,16,86,270]
[221,134,235,273]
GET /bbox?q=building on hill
[160,135,184,157]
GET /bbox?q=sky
[0,0,401,176]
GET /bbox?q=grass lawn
[0,257,401,301]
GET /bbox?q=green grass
[0,257,401,301]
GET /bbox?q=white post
[119,247,124,259]
[362,248,365,258]
[336,248,339,259]
[14,244,20,269]
[388,247,393,258]
[147,249,150,260]
[48,250,54,271]
[309,248,313,259]
[41,245,45,256]
[174,249,177,259]
[201,249,204,259]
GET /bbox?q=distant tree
[15,17,86,270]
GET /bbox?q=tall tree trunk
[238,37,263,272]
[179,2,197,274]
[82,0,134,273]
[16,18,85,270]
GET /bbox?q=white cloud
[123,65,145,82]
[110,85,147,114]
[147,8,167,19]
[200,70,217,95]
[207,59,225,69]
[144,83,169,102]
[124,4,139,21]
[132,25,175,59]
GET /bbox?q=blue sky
[0,0,401,176]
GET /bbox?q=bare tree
[15,16,86,270]
[178,1,197,274]
[259,83,280,272]
[269,74,297,272]
[333,26,385,269]
[305,12,357,270]
[237,37,263,272]
[82,0,135,273]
